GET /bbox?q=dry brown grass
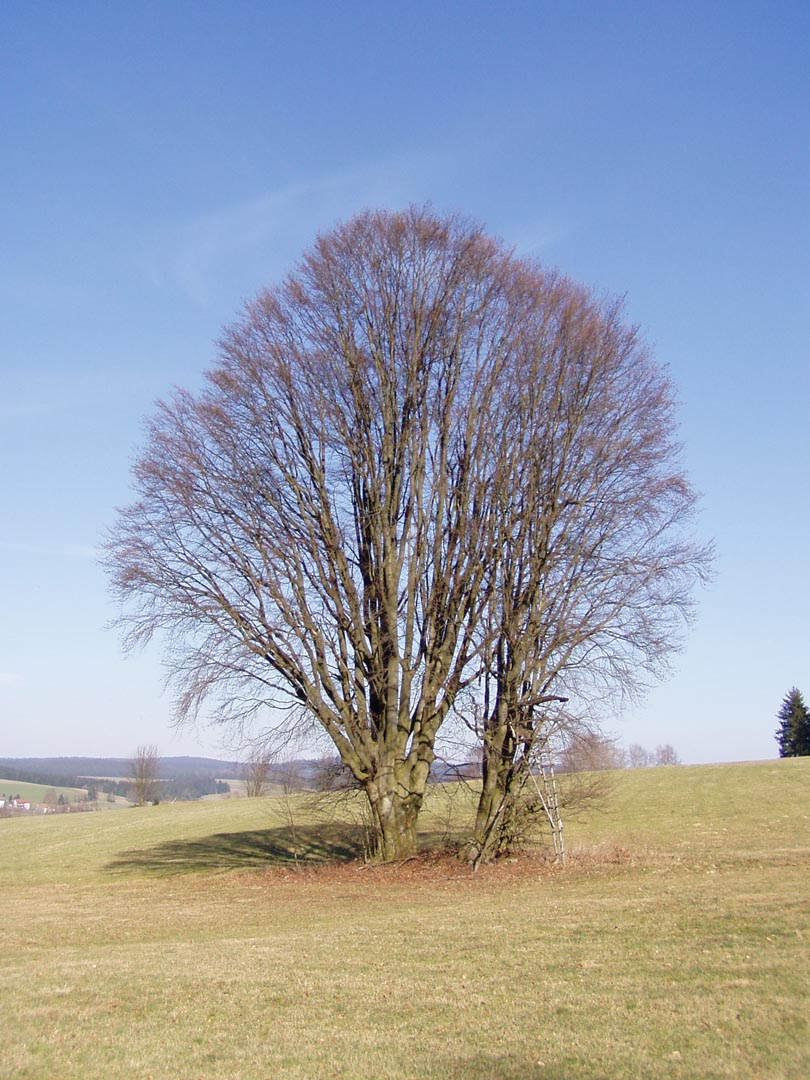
[2,759,809,1079]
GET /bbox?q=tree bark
[471,723,523,865]
[364,749,433,860]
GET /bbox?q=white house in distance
[0,795,32,811]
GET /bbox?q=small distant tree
[243,748,272,797]
[775,688,810,757]
[558,730,626,773]
[43,787,58,809]
[654,743,681,766]
[627,743,652,768]
[130,744,160,806]
[312,756,361,792]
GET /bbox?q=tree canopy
[775,688,810,757]
[105,207,711,859]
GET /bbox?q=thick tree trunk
[364,753,432,860]
[471,774,514,866]
[473,778,506,855]
[472,780,528,867]
[367,786,419,860]
[470,706,523,865]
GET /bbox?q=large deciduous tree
[775,688,810,757]
[465,281,710,861]
[105,206,709,860]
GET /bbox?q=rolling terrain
[0,778,89,804]
[2,759,808,1079]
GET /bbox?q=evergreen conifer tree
[775,688,810,757]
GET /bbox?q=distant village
[0,795,34,812]
[0,792,92,814]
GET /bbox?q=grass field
[1,759,808,1079]
[0,777,88,803]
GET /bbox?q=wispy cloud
[0,368,133,423]
[0,672,19,686]
[500,211,575,263]
[151,151,450,306]
[0,397,57,421]
[137,136,574,309]
[0,540,98,560]
[170,174,573,305]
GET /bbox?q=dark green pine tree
[775,688,810,757]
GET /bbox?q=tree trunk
[470,705,526,865]
[367,787,418,860]
[364,754,431,860]
[471,782,514,866]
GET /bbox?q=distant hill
[0,755,341,790]
[0,756,245,784]
[0,778,89,803]
[0,755,482,791]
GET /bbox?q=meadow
[0,777,88,804]
[1,759,808,1079]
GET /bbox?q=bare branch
[104,207,711,861]
[129,744,160,806]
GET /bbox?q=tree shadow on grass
[105,823,365,877]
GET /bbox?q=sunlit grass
[2,759,808,1079]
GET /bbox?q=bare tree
[654,743,681,766]
[130,744,160,806]
[557,730,627,773]
[277,759,303,866]
[243,747,272,797]
[626,742,680,767]
[627,742,653,768]
[106,208,515,858]
[105,207,710,861]
[466,279,711,862]
[311,756,360,792]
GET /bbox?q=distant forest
[92,776,231,801]
[0,756,238,801]
[0,755,477,802]
[0,755,245,779]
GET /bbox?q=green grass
[0,777,89,803]
[2,760,808,1079]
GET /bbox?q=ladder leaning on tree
[531,732,565,863]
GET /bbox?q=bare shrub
[130,744,160,806]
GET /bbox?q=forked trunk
[470,784,517,867]
[469,708,519,865]
[364,756,431,860]
[367,789,419,860]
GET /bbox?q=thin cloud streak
[153,150,456,305]
[506,216,572,260]
[0,540,98,560]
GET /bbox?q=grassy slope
[0,778,88,803]
[1,759,808,1080]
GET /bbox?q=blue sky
[1,1,807,762]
